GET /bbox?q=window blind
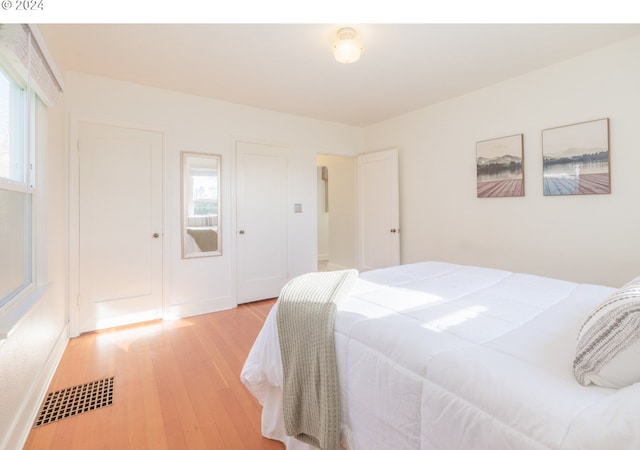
[0,24,63,106]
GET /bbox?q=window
[0,24,62,322]
[0,67,32,308]
[192,173,218,215]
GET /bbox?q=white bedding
[241,261,640,449]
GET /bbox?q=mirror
[181,152,221,258]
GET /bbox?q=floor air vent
[34,377,114,427]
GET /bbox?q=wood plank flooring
[24,299,284,450]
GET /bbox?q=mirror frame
[181,151,222,258]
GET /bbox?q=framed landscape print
[476,134,524,198]
[542,118,610,196]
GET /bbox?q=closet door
[235,141,288,303]
[78,122,163,332]
[357,148,400,271]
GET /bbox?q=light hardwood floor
[24,299,284,450]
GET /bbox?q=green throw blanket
[276,269,358,450]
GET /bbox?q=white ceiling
[38,23,640,127]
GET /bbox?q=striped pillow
[574,276,640,388]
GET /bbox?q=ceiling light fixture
[333,27,363,64]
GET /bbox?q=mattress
[241,261,640,449]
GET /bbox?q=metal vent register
[34,377,114,427]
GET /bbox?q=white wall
[64,71,363,320]
[0,99,69,449]
[364,35,640,287]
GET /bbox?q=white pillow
[573,276,640,388]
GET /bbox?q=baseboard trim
[327,262,350,271]
[4,322,69,450]
[165,295,235,320]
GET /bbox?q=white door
[357,148,400,271]
[236,141,288,303]
[78,122,163,332]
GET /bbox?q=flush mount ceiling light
[333,27,363,64]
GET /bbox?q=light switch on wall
[294,203,303,213]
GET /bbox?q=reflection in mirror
[181,152,221,258]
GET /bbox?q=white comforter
[241,262,640,449]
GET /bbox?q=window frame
[0,64,37,310]
[0,24,62,340]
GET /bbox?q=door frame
[68,115,167,337]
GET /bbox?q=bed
[183,214,218,254]
[241,261,640,450]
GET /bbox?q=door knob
[239,230,245,234]
[153,233,160,238]
[390,228,398,233]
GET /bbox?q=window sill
[0,284,50,345]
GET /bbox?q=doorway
[316,154,356,272]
